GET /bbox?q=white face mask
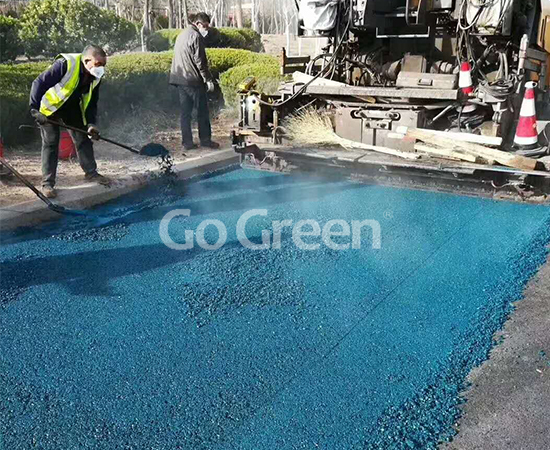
[197,25,209,37]
[89,66,105,80]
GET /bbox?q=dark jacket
[170,25,212,87]
[29,58,100,125]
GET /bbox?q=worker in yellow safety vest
[29,45,110,199]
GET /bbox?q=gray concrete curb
[0,149,239,233]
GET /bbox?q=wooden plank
[403,128,539,171]
[336,137,420,160]
[414,144,479,163]
[396,126,502,146]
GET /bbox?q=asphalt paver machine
[232,0,550,200]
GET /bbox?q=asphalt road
[1,168,549,449]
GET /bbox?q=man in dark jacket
[30,45,110,199]
[170,13,220,151]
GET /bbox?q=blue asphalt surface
[1,167,550,450]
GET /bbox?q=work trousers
[40,111,98,187]
[178,85,211,146]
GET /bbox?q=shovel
[46,119,170,157]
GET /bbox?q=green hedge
[0,49,279,145]
[0,62,49,145]
[147,29,181,52]
[18,0,138,57]
[234,29,264,52]
[148,27,263,53]
[0,16,23,62]
[220,62,281,108]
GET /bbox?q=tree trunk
[142,0,150,51]
[182,0,189,26]
[252,0,259,32]
[144,0,152,30]
[168,0,174,28]
[236,0,243,28]
[141,25,147,52]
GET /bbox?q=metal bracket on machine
[353,110,401,120]
[362,120,392,129]
[376,26,431,39]
[353,109,401,130]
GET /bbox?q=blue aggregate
[1,167,549,449]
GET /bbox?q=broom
[284,109,420,161]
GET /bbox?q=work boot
[85,172,111,186]
[42,185,57,199]
[183,142,197,151]
[200,140,220,149]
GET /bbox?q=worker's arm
[29,59,67,110]
[191,33,213,84]
[85,83,100,127]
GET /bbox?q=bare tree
[182,0,189,26]
[235,0,243,28]
[252,0,259,32]
[167,0,174,27]
[176,0,189,27]
[141,0,150,51]
[197,0,226,27]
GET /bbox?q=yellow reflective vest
[39,53,100,125]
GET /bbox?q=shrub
[236,29,264,52]
[98,50,278,115]
[207,49,277,74]
[220,61,281,107]
[147,27,263,53]
[0,16,23,62]
[0,49,279,145]
[99,10,138,53]
[147,29,181,52]
[211,28,247,49]
[18,0,137,57]
[0,62,48,145]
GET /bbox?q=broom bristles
[284,108,420,160]
[285,109,340,146]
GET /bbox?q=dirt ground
[0,116,235,208]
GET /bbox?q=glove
[206,81,215,93]
[30,109,48,125]
[87,124,100,141]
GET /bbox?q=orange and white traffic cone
[458,61,476,113]
[514,81,539,149]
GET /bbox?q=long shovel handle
[0,156,55,207]
[47,119,140,155]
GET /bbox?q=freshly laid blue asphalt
[1,167,550,449]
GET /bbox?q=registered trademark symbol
[384,211,393,220]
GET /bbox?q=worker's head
[194,13,211,37]
[82,45,107,80]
